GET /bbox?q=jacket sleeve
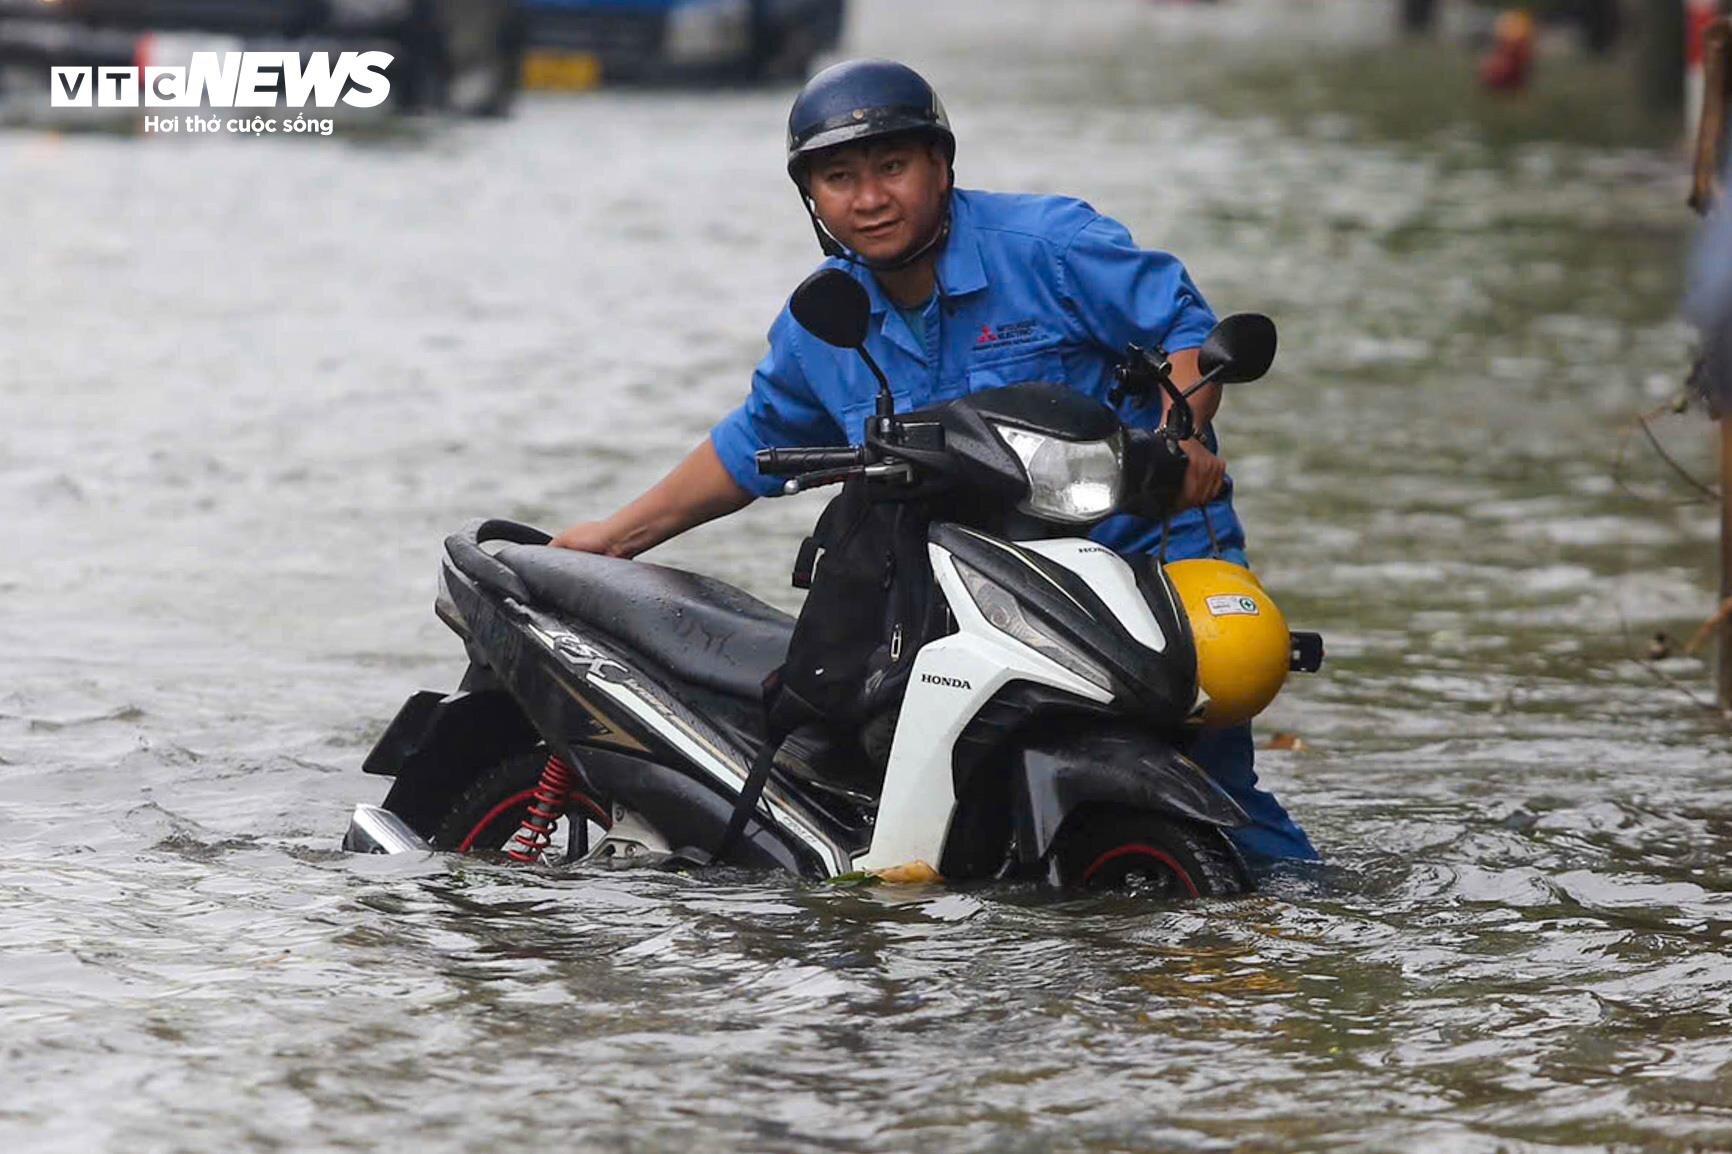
[710,309,847,498]
[1056,214,1218,356]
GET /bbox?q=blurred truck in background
[518,0,843,88]
[0,0,842,116]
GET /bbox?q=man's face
[804,137,950,264]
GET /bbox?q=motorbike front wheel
[428,749,611,861]
[1048,807,1249,897]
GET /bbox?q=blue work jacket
[711,187,1246,559]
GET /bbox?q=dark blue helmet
[786,59,955,185]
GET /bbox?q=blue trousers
[1187,723,1318,866]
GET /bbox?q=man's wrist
[608,517,661,559]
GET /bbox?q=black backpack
[768,474,941,736]
[704,476,942,864]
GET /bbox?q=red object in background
[1479,9,1535,92]
[1687,0,1719,69]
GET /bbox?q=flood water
[5,1,1730,1150]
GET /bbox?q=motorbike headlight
[953,559,1112,691]
[992,425,1124,524]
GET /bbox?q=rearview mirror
[789,268,871,349]
[1198,314,1277,384]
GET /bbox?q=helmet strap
[1200,503,1222,558]
[799,185,954,273]
[803,197,848,260]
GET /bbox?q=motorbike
[343,268,1323,895]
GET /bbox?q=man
[552,59,1315,866]
[1687,160,1732,401]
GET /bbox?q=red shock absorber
[506,754,576,863]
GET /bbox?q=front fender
[1011,727,1247,865]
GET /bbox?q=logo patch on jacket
[973,319,1046,351]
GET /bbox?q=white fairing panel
[856,543,1115,872]
[1021,539,1167,652]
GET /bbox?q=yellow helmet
[1162,559,1290,728]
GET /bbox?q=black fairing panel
[930,523,1197,727]
[958,381,1120,440]
[577,748,815,875]
[430,558,831,878]
[938,681,1113,878]
[1126,552,1199,700]
[1011,726,1247,865]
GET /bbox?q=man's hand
[1159,347,1226,510]
[549,439,755,559]
[550,520,624,555]
[1175,438,1226,510]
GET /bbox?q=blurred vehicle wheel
[395,0,522,117]
[1577,0,1621,55]
[435,0,523,116]
[1400,0,1439,34]
[749,0,842,82]
[753,23,819,82]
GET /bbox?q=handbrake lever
[1113,343,1198,442]
[781,462,914,495]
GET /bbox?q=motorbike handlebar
[755,446,867,476]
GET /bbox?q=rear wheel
[1048,808,1249,897]
[428,749,610,861]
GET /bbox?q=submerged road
[3,1,1727,1150]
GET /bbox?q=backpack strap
[704,678,824,866]
[702,738,780,866]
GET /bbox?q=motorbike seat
[492,544,794,700]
